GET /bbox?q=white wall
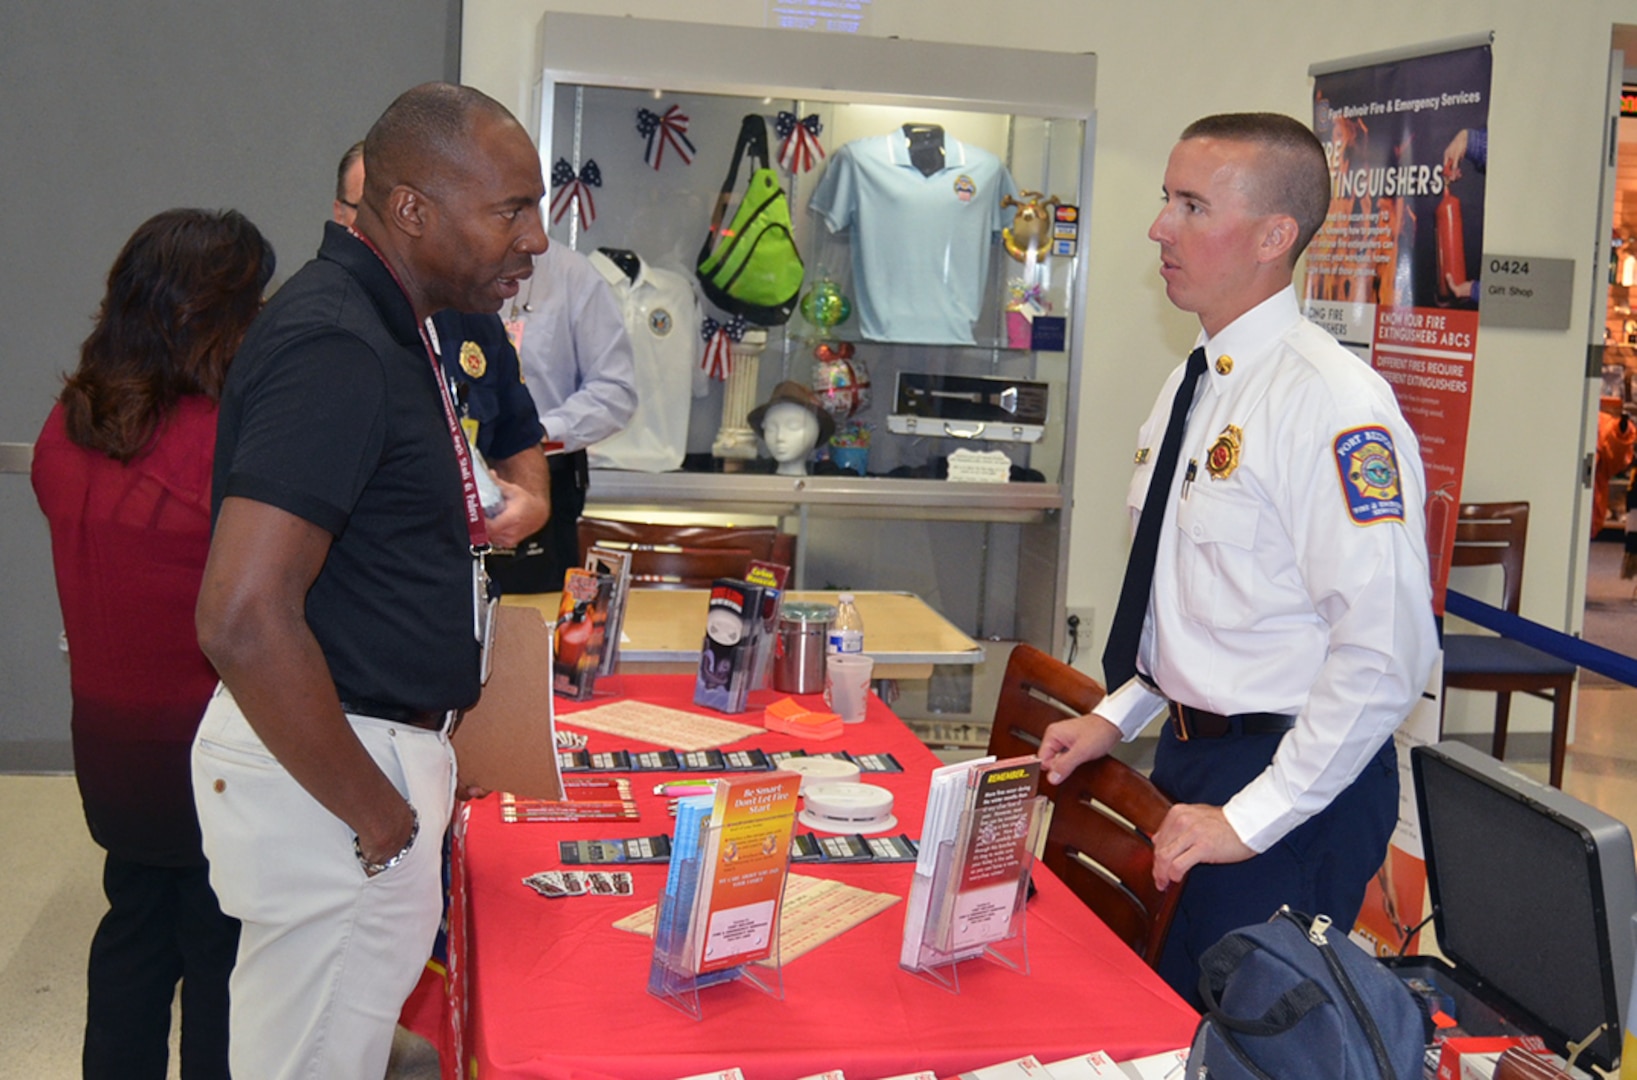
[463,0,1637,735]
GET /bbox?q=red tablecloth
[404,675,1197,1079]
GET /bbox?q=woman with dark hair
[32,207,274,1080]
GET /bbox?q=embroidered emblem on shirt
[1206,425,1242,480]
[953,175,976,202]
[1334,425,1405,525]
[649,308,673,337]
[1215,354,1234,375]
[1134,447,1151,465]
[459,341,486,379]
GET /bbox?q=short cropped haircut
[1181,113,1332,260]
[361,82,515,209]
[336,140,364,203]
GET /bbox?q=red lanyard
[348,228,490,553]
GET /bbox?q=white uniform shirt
[585,252,705,472]
[809,131,1016,345]
[1097,287,1437,853]
[508,243,637,452]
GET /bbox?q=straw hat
[747,380,835,444]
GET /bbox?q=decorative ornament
[775,111,827,174]
[798,276,852,338]
[549,158,602,230]
[700,314,748,381]
[635,104,696,170]
[1000,190,1062,262]
[811,346,871,421]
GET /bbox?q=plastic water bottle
[828,593,864,654]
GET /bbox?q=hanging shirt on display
[585,250,706,472]
[808,127,1017,345]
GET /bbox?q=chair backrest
[986,644,1182,966]
[987,643,1107,779]
[578,517,795,576]
[1047,757,1180,966]
[1450,501,1529,614]
[622,545,757,590]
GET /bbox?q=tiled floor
[1,687,1632,1079]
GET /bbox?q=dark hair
[362,82,515,207]
[61,208,275,462]
[1181,112,1332,259]
[336,139,365,203]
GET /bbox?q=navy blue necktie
[1102,347,1208,690]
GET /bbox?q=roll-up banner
[1305,37,1492,617]
[1305,36,1492,959]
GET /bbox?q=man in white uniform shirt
[1039,113,1436,1005]
[489,240,637,593]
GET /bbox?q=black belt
[339,699,455,733]
[547,448,589,489]
[1168,700,1295,741]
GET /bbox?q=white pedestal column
[712,328,767,467]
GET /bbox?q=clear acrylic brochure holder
[901,794,1049,993]
[647,813,790,1020]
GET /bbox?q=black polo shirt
[213,222,480,712]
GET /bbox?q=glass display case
[531,14,1096,653]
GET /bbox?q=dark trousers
[487,450,587,595]
[1149,725,1397,1008]
[84,853,239,1080]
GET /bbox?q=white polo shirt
[585,252,704,472]
[809,132,1017,345]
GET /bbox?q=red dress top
[33,395,222,866]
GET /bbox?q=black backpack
[1186,907,1426,1080]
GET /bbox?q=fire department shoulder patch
[1334,425,1405,525]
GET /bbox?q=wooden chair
[577,517,795,584]
[987,643,1183,967]
[625,545,756,590]
[1442,501,1577,787]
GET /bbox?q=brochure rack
[902,794,1049,993]
[647,811,794,1020]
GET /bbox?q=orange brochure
[690,772,802,974]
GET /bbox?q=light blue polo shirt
[809,132,1017,345]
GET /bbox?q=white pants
[191,685,455,1080]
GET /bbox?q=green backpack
[696,115,804,326]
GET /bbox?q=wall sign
[1478,254,1575,330]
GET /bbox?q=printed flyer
[1305,42,1492,614]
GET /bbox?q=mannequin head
[749,380,835,476]
[762,403,820,474]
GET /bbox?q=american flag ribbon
[635,105,696,170]
[549,158,601,229]
[775,111,826,174]
[699,314,747,381]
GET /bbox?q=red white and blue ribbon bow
[635,105,696,170]
[549,158,601,229]
[775,111,825,174]
[700,314,747,381]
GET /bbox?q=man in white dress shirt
[487,240,637,593]
[1039,113,1436,1004]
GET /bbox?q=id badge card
[474,557,498,685]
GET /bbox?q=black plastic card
[559,835,672,864]
[678,749,725,771]
[722,748,773,771]
[852,753,904,773]
[808,751,856,763]
[629,749,680,771]
[789,833,824,862]
[557,750,590,772]
[866,834,919,862]
[817,834,873,862]
[587,750,633,772]
[768,749,809,765]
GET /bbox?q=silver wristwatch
[354,804,419,877]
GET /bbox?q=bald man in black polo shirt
[192,83,547,1078]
